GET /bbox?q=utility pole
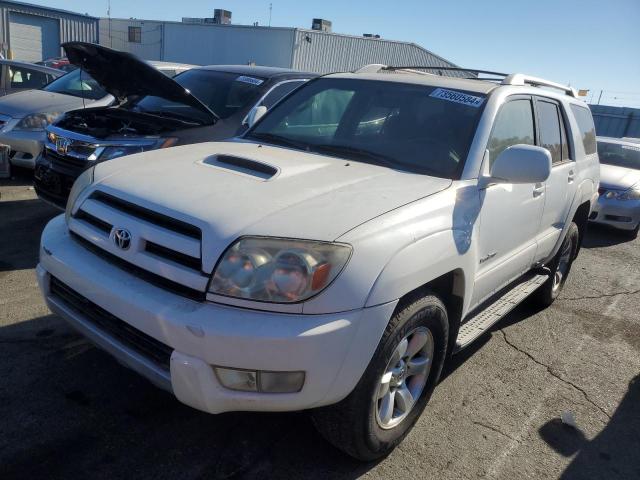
[597,89,603,105]
[269,3,272,27]
[107,0,112,47]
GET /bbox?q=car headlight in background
[96,138,178,161]
[14,112,63,131]
[604,187,640,201]
[65,166,95,224]
[209,237,352,303]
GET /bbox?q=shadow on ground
[582,223,635,249]
[539,374,640,479]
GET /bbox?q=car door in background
[473,96,546,306]
[7,65,50,94]
[533,97,577,260]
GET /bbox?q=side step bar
[454,272,548,352]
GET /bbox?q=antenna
[268,3,272,27]
[80,65,86,109]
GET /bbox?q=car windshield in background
[247,78,486,178]
[598,141,640,170]
[130,70,266,123]
[43,69,107,100]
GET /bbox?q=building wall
[99,18,163,60]
[0,1,98,59]
[291,29,459,74]
[590,104,640,139]
[162,23,295,67]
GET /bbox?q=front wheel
[311,294,448,461]
[532,222,579,307]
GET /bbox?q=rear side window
[487,99,535,165]
[537,100,569,164]
[8,66,49,89]
[570,105,596,155]
[260,81,306,109]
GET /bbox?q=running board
[454,272,548,352]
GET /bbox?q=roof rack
[502,74,578,98]
[353,65,578,98]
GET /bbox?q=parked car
[34,42,315,209]
[0,59,63,97]
[36,56,77,72]
[0,52,195,171]
[36,67,599,460]
[590,136,640,237]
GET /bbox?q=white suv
[37,66,599,460]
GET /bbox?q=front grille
[90,191,202,240]
[75,210,112,234]
[47,148,88,170]
[70,232,206,301]
[145,241,201,270]
[50,276,173,371]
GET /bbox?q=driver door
[472,96,545,307]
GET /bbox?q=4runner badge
[113,228,132,250]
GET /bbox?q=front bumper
[0,128,45,169]
[37,215,396,414]
[589,194,640,231]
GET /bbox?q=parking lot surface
[1,169,639,480]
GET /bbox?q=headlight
[98,138,178,161]
[604,188,640,201]
[209,237,352,303]
[65,167,95,224]
[14,112,63,131]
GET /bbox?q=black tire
[311,293,448,461]
[532,222,579,308]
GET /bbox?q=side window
[260,81,305,110]
[537,100,565,164]
[570,104,597,155]
[9,66,49,89]
[487,99,535,165]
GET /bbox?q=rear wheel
[312,293,448,461]
[532,222,579,307]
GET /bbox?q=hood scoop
[201,154,279,180]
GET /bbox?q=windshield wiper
[140,110,205,125]
[312,144,395,168]
[248,132,310,151]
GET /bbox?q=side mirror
[246,105,268,128]
[485,144,551,185]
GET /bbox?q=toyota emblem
[113,228,132,250]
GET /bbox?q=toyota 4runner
[37,66,599,460]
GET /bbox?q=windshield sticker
[429,88,484,108]
[236,75,264,86]
[622,144,640,152]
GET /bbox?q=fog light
[215,367,257,392]
[259,371,305,393]
[214,367,305,393]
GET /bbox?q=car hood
[0,90,90,118]
[63,42,217,124]
[92,141,452,271]
[599,163,640,190]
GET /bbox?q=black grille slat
[145,241,201,270]
[50,277,173,370]
[47,148,88,169]
[75,210,112,234]
[90,191,201,240]
[70,232,206,301]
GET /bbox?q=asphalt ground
[1,167,638,480]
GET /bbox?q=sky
[29,0,640,107]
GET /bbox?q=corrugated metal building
[99,19,460,74]
[0,0,98,61]
[589,104,640,139]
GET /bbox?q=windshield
[246,78,485,178]
[598,141,640,170]
[43,69,107,100]
[129,70,266,123]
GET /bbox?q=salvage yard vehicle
[0,49,194,172]
[34,42,315,209]
[0,59,63,96]
[36,66,599,460]
[590,136,640,237]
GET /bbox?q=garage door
[9,12,60,62]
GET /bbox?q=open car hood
[62,42,217,124]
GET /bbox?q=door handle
[568,170,575,183]
[533,183,545,197]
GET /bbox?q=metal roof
[196,64,315,77]
[0,0,99,19]
[0,58,63,75]
[329,72,498,94]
